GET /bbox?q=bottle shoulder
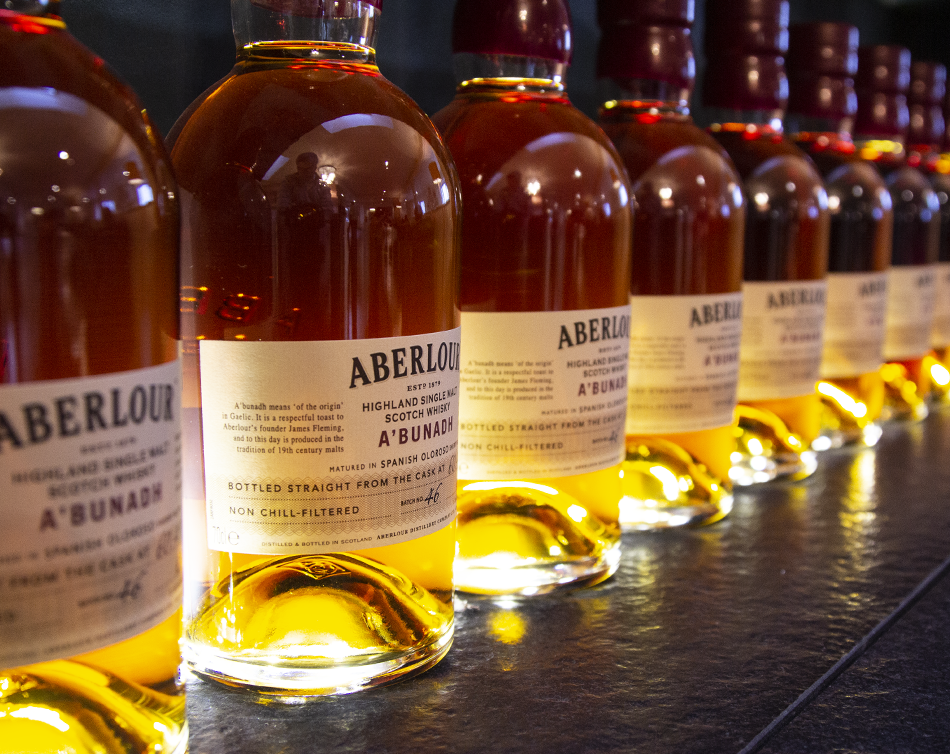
[0,23,167,165]
[433,91,624,175]
[709,129,823,182]
[601,117,735,182]
[819,160,892,212]
[170,62,458,197]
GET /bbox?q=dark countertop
[186,407,950,753]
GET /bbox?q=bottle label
[0,361,182,668]
[820,271,888,378]
[883,265,937,360]
[931,261,950,349]
[737,280,827,401]
[458,308,629,480]
[625,293,742,434]
[199,330,460,555]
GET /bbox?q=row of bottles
[2,0,950,744]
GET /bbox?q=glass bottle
[170,0,461,695]
[702,0,830,485]
[854,45,940,422]
[0,1,185,751]
[433,0,632,594]
[596,0,745,528]
[786,22,892,450]
[906,61,950,404]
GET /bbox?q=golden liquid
[817,372,887,446]
[792,135,893,447]
[599,106,744,527]
[881,357,930,421]
[859,149,941,422]
[434,81,630,593]
[1,615,185,754]
[0,14,184,753]
[711,125,830,483]
[926,346,950,401]
[172,48,459,692]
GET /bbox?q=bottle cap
[909,61,947,104]
[452,0,572,63]
[702,0,789,111]
[703,53,788,111]
[786,22,858,121]
[596,0,693,27]
[249,0,383,16]
[596,23,694,91]
[787,22,858,77]
[908,61,947,147]
[704,0,789,56]
[855,45,911,94]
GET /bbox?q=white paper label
[458,308,629,480]
[199,330,460,555]
[737,280,827,401]
[625,293,742,434]
[883,265,937,360]
[0,361,182,667]
[820,271,888,378]
[931,261,950,349]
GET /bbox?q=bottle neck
[0,0,60,16]
[231,0,379,63]
[785,113,854,141]
[702,107,786,133]
[599,79,691,116]
[852,136,906,164]
[452,52,567,90]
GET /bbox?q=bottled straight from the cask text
[0,2,186,751]
[905,61,950,404]
[596,0,745,527]
[434,0,631,594]
[703,0,830,485]
[170,0,461,694]
[786,23,893,449]
[854,45,940,422]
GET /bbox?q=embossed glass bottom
[619,433,733,530]
[0,611,185,754]
[880,359,930,423]
[925,347,950,405]
[813,372,886,451]
[454,475,622,596]
[184,553,454,697]
[730,400,818,486]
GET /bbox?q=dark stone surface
[185,410,950,754]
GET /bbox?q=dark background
[60,0,950,139]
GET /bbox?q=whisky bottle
[434,0,631,594]
[786,22,892,449]
[170,0,461,694]
[596,0,745,527]
[703,0,830,485]
[854,45,940,422]
[906,61,950,404]
[0,2,185,751]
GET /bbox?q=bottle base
[454,546,620,596]
[183,626,453,698]
[880,361,930,423]
[812,422,883,452]
[925,351,950,405]
[814,377,884,450]
[730,405,817,486]
[183,552,455,698]
[0,661,186,754]
[454,481,621,596]
[619,437,732,529]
